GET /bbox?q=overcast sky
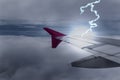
[0,0,119,23]
[0,0,119,80]
[0,0,119,35]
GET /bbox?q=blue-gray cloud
[0,0,119,23]
[0,0,119,36]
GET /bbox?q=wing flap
[71,55,120,68]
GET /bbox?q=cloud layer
[0,36,119,80]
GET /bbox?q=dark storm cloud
[94,0,120,35]
[0,0,120,35]
[0,36,119,80]
[0,0,119,23]
[0,0,95,25]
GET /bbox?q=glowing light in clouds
[65,0,101,50]
[67,26,95,49]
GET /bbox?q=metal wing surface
[72,37,120,68]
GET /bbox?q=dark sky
[0,0,119,21]
[0,0,120,80]
[0,0,119,35]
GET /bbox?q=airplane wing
[43,27,120,68]
[72,37,120,68]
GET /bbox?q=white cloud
[0,36,119,80]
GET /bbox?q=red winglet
[44,27,65,48]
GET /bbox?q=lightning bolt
[80,0,101,37]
